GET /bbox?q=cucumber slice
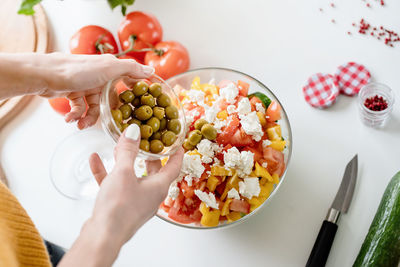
[353,171,400,267]
[248,92,272,109]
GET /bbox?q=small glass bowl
[156,67,293,230]
[100,75,187,160]
[358,82,395,128]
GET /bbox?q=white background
[1,0,400,266]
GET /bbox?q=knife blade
[306,154,358,267]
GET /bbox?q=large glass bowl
[100,75,187,160]
[155,67,293,229]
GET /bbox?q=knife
[306,154,358,267]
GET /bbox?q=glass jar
[358,82,395,128]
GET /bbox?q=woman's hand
[0,53,154,129]
[58,124,184,267]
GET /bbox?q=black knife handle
[306,220,338,267]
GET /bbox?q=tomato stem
[114,34,165,58]
[95,34,115,54]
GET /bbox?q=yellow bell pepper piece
[221,199,233,216]
[226,173,240,190]
[272,173,280,184]
[200,202,209,215]
[254,162,273,182]
[226,211,242,223]
[267,125,282,141]
[256,112,267,127]
[249,196,268,212]
[191,76,201,90]
[211,165,234,176]
[161,157,169,167]
[201,84,219,95]
[200,209,221,227]
[259,182,274,198]
[221,186,230,201]
[206,176,220,192]
[188,149,201,156]
[217,110,228,120]
[270,140,286,152]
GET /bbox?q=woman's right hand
[58,124,183,267]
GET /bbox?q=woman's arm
[0,52,154,129]
[58,125,184,267]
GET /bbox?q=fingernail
[142,65,155,76]
[125,124,140,140]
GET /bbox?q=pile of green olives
[111,81,182,154]
[183,118,217,150]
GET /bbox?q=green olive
[183,139,194,150]
[141,93,156,107]
[140,139,150,152]
[153,107,165,120]
[165,105,179,119]
[119,104,132,120]
[132,81,149,96]
[167,119,181,134]
[161,131,177,147]
[146,117,160,132]
[157,93,171,107]
[111,109,123,123]
[115,121,122,131]
[121,123,129,132]
[194,119,208,131]
[159,118,167,131]
[188,130,202,146]
[140,125,153,139]
[149,83,162,97]
[150,140,164,154]
[150,131,162,140]
[201,124,217,140]
[119,90,134,103]
[127,118,141,126]
[134,105,153,121]
[131,97,141,107]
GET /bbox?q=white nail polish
[125,124,140,140]
[143,65,155,76]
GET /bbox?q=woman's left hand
[38,53,154,129]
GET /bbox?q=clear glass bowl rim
[155,67,294,230]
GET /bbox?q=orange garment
[0,181,51,267]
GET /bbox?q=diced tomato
[200,164,211,181]
[160,202,171,213]
[189,209,202,222]
[215,180,227,196]
[237,80,249,96]
[234,95,245,106]
[216,114,240,145]
[218,80,234,89]
[219,99,230,110]
[230,199,250,213]
[266,101,281,122]
[250,96,263,112]
[195,181,207,191]
[168,193,201,224]
[219,215,227,222]
[230,128,254,147]
[242,146,263,164]
[262,147,285,177]
[180,181,195,198]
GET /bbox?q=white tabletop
[1,0,400,266]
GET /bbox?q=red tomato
[237,80,249,96]
[216,114,240,145]
[118,11,162,62]
[230,128,254,147]
[242,146,263,164]
[168,193,201,224]
[48,98,71,115]
[70,25,118,55]
[230,199,250,213]
[262,147,285,177]
[180,181,195,198]
[266,101,282,122]
[145,41,190,80]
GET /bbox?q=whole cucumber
[353,171,400,267]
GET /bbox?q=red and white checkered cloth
[303,73,340,109]
[335,62,371,96]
